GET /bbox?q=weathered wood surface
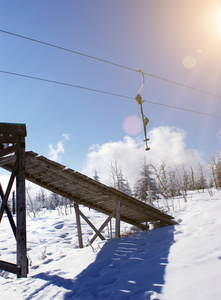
[0,122,27,137]
[0,151,177,229]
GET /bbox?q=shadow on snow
[30,225,175,300]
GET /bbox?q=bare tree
[151,162,180,199]
[93,168,100,182]
[108,160,132,195]
[189,166,196,191]
[209,153,221,190]
[196,163,207,192]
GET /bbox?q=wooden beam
[0,136,20,144]
[0,184,17,238]
[74,203,83,248]
[0,155,16,167]
[16,141,28,278]
[0,122,27,137]
[0,159,17,222]
[90,209,116,245]
[0,260,21,276]
[0,145,18,158]
[74,205,105,241]
[115,200,121,238]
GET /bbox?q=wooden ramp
[0,151,177,230]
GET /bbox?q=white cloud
[148,126,202,167]
[215,129,221,139]
[48,133,71,162]
[48,141,64,162]
[62,133,71,140]
[82,126,204,188]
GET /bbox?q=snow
[0,190,221,299]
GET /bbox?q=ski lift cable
[1,29,221,100]
[0,69,221,120]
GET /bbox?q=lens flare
[183,56,196,70]
[122,115,142,136]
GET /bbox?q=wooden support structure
[74,202,120,247]
[74,203,83,248]
[1,150,177,231]
[0,123,28,278]
[0,125,177,257]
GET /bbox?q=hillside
[0,190,221,299]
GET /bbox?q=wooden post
[16,137,28,277]
[12,191,15,215]
[109,219,112,239]
[115,200,121,238]
[74,203,83,248]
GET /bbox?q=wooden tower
[0,123,28,277]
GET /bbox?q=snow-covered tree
[151,163,180,199]
[133,162,158,204]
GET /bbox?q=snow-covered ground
[0,190,221,299]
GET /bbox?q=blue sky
[1,1,221,183]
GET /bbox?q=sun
[215,9,221,32]
[213,7,221,35]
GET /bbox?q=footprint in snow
[55,222,64,230]
[43,258,53,264]
[31,265,39,270]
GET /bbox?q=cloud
[148,126,202,167]
[82,126,204,188]
[48,133,71,162]
[62,133,71,140]
[48,141,64,162]
[215,129,221,139]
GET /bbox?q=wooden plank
[0,155,16,167]
[37,155,66,170]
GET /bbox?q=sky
[1,0,221,187]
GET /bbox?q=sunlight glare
[215,9,221,32]
[211,6,221,36]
